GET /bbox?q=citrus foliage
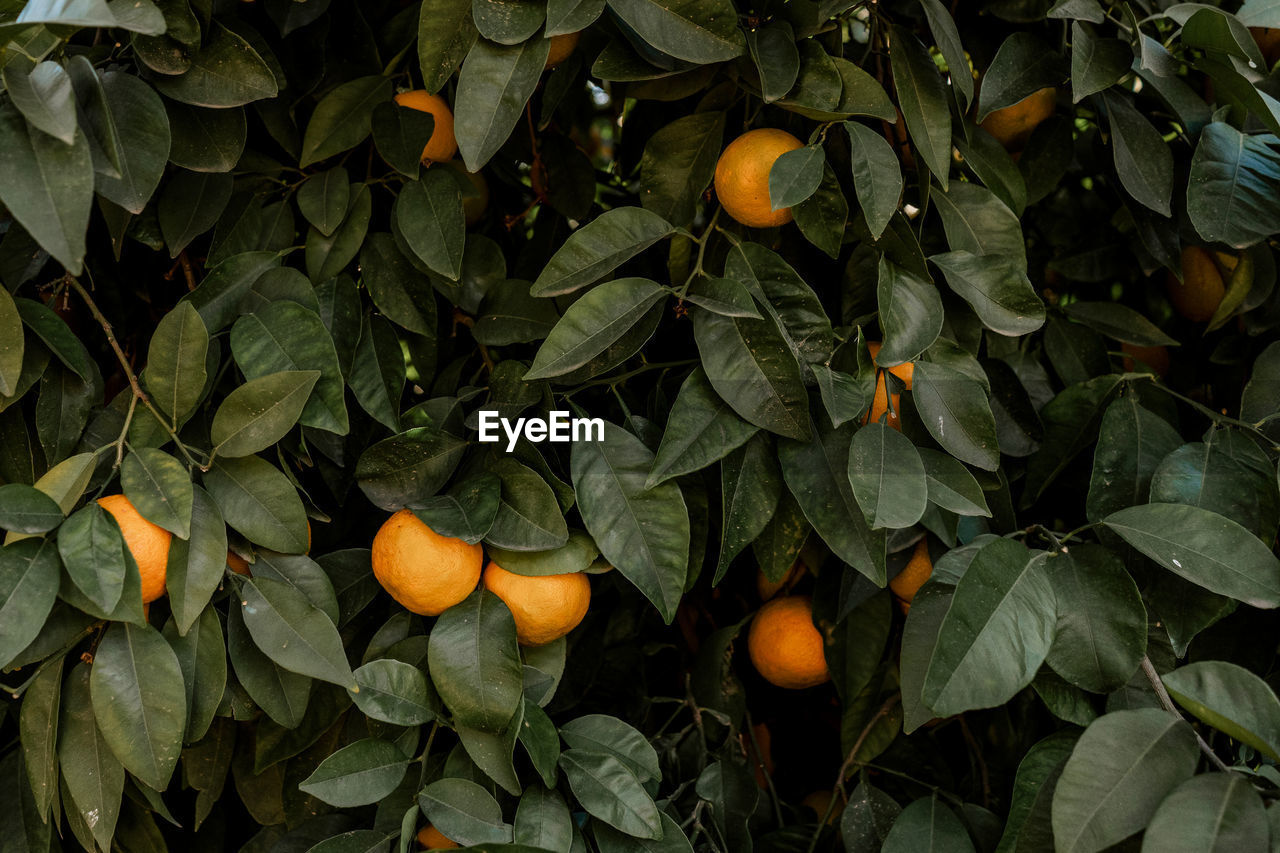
[1,0,1280,851]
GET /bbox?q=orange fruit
[98,494,171,604]
[889,540,932,612]
[481,562,591,645]
[863,372,902,431]
[545,32,579,69]
[866,341,913,389]
[802,790,843,824]
[980,87,1056,151]
[371,510,483,616]
[226,550,251,576]
[1120,342,1170,377]
[748,596,830,689]
[756,560,805,601]
[1166,246,1225,322]
[393,91,458,163]
[1253,27,1280,65]
[714,128,804,228]
[416,825,459,849]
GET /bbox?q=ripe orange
[756,559,805,601]
[747,596,830,689]
[545,32,579,69]
[481,562,590,645]
[371,510,483,616]
[1253,27,1280,66]
[1120,342,1170,377]
[393,91,458,164]
[889,540,932,612]
[416,824,459,849]
[226,550,251,576]
[980,87,1056,151]
[98,494,170,604]
[1166,246,1225,322]
[714,128,804,229]
[866,341,914,389]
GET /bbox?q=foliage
[1,0,1280,850]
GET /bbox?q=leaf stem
[1140,655,1232,773]
[67,276,208,472]
[677,206,723,298]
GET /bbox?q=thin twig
[1141,656,1232,773]
[807,693,901,853]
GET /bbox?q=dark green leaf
[848,422,928,530]
[648,367,758,487]
[411,474,501,545]
[877,258,944,366]
[1084,395,1181,521]
[605,0,744,63]
[211,370,320,458]
[890,25,951,188]
[58,502,128,613]
[1163,661,1280,760]
[204,455,309,554]
[913,361,1000,471]
[427,588,524,732]
[767,144,824,210]
[151,23,278,108]
[121,448,193,539]
[0,538,61,669]
[882,796,975,853]
[845,121,902,240]
[0,483,63,533]
[351,659,436,726]
[166,486,227,636]
[531,207,674,297]
[455,38,549,171]
[59,663,125,850]
[394,167,465,281]
[1142,773,1268,853]
[559,749,662,839]
[418,778,512,845]
[236,575,356,688]
[930,251,1044,336]
[639,112,724,227]
[526,279,666,380]
[300,77,390,167]
[1186,122,1280,249]
[298,739,408,807]
[355,427,467,511]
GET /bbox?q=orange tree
[2,0,1280,849]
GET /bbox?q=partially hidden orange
[393,91,458,164]
[748,596,830,689]
[714,128,804,229]
[371,510,482,616]
[98,494,170,604]
[482,562,590,645]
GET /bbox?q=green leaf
[918,448,989,516]
[1142,773,1268,853]
[204,456,309,554]
[306,183,371,282]
[877,259,944,366]
[89,622,187,791]
[166,486,227,636]
[164,101,245,173]
[157,169,234,258]
[371,100,435,179]
[90,70,171,214]
[848,422,928,530]
[58,502,128,613]
[920,0,973,111]
[59,663,125,850]
[1186,122,1280,249]
[183,251,282,333]
[230,301,348,435]
[560,715,660,782]
[297,167,351,237]
[1044,544,1146,693]
[455,37,549,171]
[163,604,226,744]
[648,367,758,487]
[767,143,824,210]
[605,0,744,63]
[393,167,466,280]
[355,427,467,511]
[144,302,208,423]
[0,483,62,533]
[211,370,320,458]
[0,538,61,669]
[0,101,93,273]
[0,287,22,398]
[930,251,1044,336]
[745,21,798,103]
[121,448,193,539]
[547,0,604,34]
[1051,709,1199,853]
[526,279,666,380]
[151,23,278,108]
[923,540,1056,715]
[882,796,975,853]
[1070,22,1133,102]
[418,778,512,845]
[351,659,436,726]
[1104,503,1280,608]
[19,654,62,819]
[300,76,390,167]
[571,421,690,622]
[844,121,902,240]
[793,162,849,258]
[531,207,674,297]
[1084,396,1181,522]
[933,181,1027,271]
[417,0,478,94]
[514,786,574,851]
[975,32,1066,120]
[842,781,901,851]
[348,312,406,431]
[227,602,311,728]
[911,361,999,470]
[715,433,781,582]
[639,111,724,228]
[1101,90,1172,217]
[236,574,354,688]
[691,305,809,441]
[559,748,662,839]
[3,60,76,145]
[488,530,597,579]
[1150,431,1278,544]
[360,232,438,336]
[428,588,524,731]
[778,419,885,584]
[298,739,409,807]
[1062,301,1179,347]
[411,474,501,546]
[889,25,951,188]
[1162,661,1280,760]
[684,277,762,319]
